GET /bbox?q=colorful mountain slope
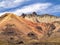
[0,13,60,45]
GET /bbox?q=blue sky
[0,0,60,16]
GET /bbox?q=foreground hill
[0,13,60,45]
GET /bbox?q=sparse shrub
[36,26,42,31]
[27,32,37,40]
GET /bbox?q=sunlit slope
[0,13,60,45]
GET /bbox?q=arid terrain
[0,12,60,45]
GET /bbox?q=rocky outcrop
[21,12,60,23]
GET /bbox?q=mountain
[0,13,60,45]
[21,12,60,23]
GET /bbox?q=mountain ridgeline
[21,12,60,23]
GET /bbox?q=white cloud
[14,0,29,3]
[13,3,52,15]
[41,5,60,14]
[0,2,60,16]
[50,5,60,13]
[0,0,29,8]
